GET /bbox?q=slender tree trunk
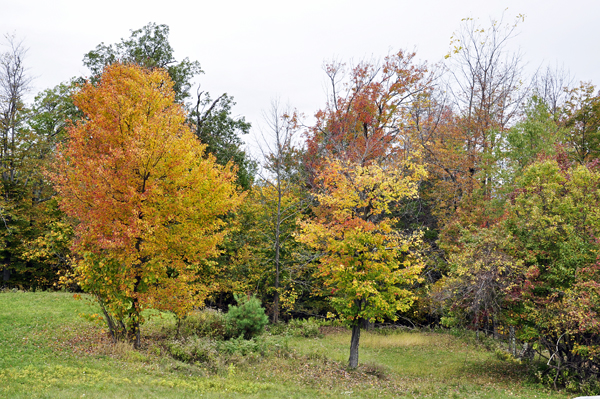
[493,317,498,340]
[273,279,280,323]
[272,118,283,324]
[99,299,117,342]
[349,322,361,369]
[273,204,281,323]
[273,178,281,322]
[510,326,516,357]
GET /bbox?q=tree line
[2,16,600,385]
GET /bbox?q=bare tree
[0,33,31,184]
[255,100,308,323]
[444,14,530,193]
[533,64,573,119]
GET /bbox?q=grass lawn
[0,291,575,398]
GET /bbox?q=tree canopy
[51,63,243,346]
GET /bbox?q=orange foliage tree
[51,64,243,347]
[304,51,431,174]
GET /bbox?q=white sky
[3,0,600,154]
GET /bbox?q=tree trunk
[272,126,283,324]
[131,317,141,349]
[2,267,10,283]
[493,317,498,340]
[99,299,117,342]
[510,326,516,357]
[349,322,361,369]
[135,323,141,349]
[273,288,280,323]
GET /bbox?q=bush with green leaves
[287,318,321,338]
[165,336,218,364]
[225,294,269,339]
[177,308,227,339]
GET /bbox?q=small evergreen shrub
[225,294,269,339]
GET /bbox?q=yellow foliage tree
[297,158,426,368]
[51,64,243,347]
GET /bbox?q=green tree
[190,91,255,189]
[439,155,600,385]
[83,22,201,104]
[503,96,564,173]
[28,79,83,144]
[0,33,64,288]
[226,294,269,339]
[562,82,600,164]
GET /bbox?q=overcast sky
[3,0,599,154]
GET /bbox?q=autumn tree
[297,158,426,368]
[84,22,255,188]
[433,225,522,334]
[51,64,243,347]
[399,16,530,236]
[437,154,600,386]
[304,51,431,175]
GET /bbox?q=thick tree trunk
[349,323,361,369]
[2,267,10,283]
[131,316,141,349]
[134,322,141,349]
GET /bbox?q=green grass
[0,291,575,398]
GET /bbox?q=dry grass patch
[325,330,454,350]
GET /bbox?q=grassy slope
[0,291,573,398]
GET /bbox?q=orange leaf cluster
[51,64,243,322]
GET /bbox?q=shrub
[226,294,269,339]
[288,318,321,338]
[218,334,289,358]
[165,337,218,364]
[218,335,262,356]
[178,308,227,339]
